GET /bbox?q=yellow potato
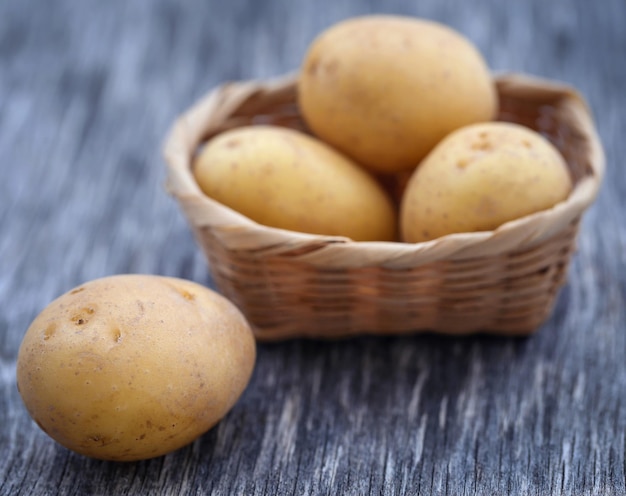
[193,125,397,241]
[16,274,256,461]
[298,15,497,173]
[400,122,573,242]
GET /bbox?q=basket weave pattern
[164,74,604,340]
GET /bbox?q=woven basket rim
[163,72,605,269]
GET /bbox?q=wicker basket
[163,73,604,340]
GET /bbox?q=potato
[193,125,397,241]
[298,15,497,173]
[16,274,256,461]
[400,122,573,242]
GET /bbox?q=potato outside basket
[163,73,604,340]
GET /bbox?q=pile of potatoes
[194,15,572,243]
[16,15,574,464]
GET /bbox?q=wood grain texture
[1,0,624,494]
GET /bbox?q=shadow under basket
[163,73,604,340]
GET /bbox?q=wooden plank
[1,0,624,494]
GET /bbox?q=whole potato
[193,125,397,241]
[400,122,573,242]
[16,274,256,461]
[298,15,497,173]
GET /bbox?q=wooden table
[1,1,624,494]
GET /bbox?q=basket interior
[193,79,594,215]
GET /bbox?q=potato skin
[298,15,497,173]
[16,274,256,461]
[193,125,397,241]
[400,122,573,242]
